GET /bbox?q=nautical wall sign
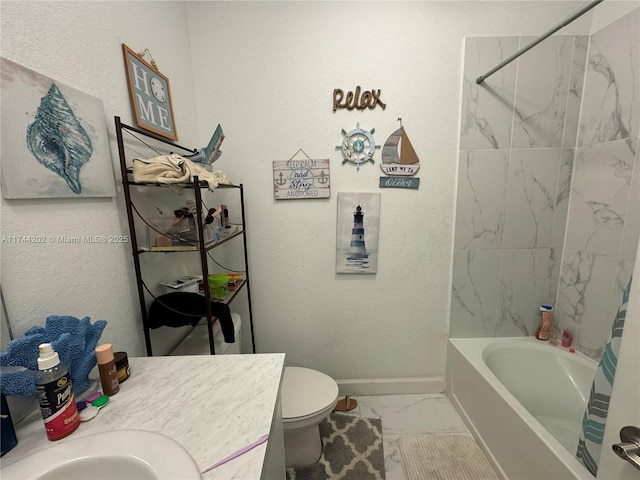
[380,119,420,176]
[379,176,420,190]
[336,123,380,171]
[333,87,386,112]
[273,154,330,200]
[379,119,420,189]
[123,44,177,141]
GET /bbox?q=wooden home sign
[273,159,330,200]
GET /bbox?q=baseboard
[336,376,444,396]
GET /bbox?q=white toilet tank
[170,312,242,355]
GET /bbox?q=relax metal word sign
[333,86,386,112]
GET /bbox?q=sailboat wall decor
[380,118,420,176]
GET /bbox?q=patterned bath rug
[286,413,385,480]
[398,433,499,480]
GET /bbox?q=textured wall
[186,1,599,387]
[0,1,199,356]
[2,1,634,391]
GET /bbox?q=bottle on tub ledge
[535,305,554,341]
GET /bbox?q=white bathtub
[446,337,597,480]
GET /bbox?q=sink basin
[1,430,202,479]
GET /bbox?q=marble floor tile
[356,394,468,435]
[383,434,406,480]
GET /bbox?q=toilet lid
[282,367,339,419]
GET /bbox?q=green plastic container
[208,274,229,299]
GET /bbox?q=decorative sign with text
[379,177,420,190]
[333,86,386,112]
[273,158,330,200]
[378,119,421,190]
[123,44,177,140]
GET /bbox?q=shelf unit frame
[114,116,255,356]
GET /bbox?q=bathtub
[446,337,597,480]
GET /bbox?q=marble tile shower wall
[559,9,639,358]
[451,8,639,360]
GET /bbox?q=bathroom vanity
[1,353,286,479]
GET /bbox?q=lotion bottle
[36,343,80,441]
[535,305,554,341]
[96,343,120,396]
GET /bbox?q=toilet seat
[281,367,339,420]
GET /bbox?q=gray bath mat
[398,433,499,480]
[286,413,385,480]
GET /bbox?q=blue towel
[0,315,107,398]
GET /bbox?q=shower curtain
[576,276,633,476]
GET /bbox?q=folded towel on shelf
[132,154,231,193]
[0,315,107,398]
[148,292,235,344]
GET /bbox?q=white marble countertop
[1,353,286,479]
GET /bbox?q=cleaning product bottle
[96,343,120,396]
[35,343,80,441]
[535,305,554,341]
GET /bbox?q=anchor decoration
[274,171,287,186]
[336,123,380,171]
[317,171,329,185]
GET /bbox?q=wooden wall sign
[378,119,421,190]
[333,86,386,112]
[379,177,420,189]
[123,44,177,140]
[273,158,330,200]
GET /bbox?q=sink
[1,429,202,479]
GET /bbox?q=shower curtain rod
[476,0,603,85]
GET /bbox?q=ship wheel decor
[336,122,380,171]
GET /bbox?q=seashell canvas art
[1,57,116,199]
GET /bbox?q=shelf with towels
[114,116,256,357]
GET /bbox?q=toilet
[281,366,339,467]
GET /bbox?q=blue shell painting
[1,57,115,199]
[26,83,93,194]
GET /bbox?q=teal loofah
[0,315,107,398]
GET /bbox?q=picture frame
[122,43,178,141]
[1,57,116,199]
[336,192,380,274]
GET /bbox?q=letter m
[136,93,157,125]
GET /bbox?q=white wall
[0,1,199,355]
[186,1,599,390]
[2,1,630,393]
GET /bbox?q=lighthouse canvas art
[336,192,380,274]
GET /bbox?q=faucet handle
[612,426,640,471]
